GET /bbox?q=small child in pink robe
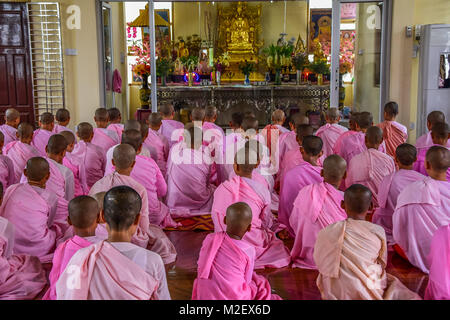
[56,185,171,300]
[53,109,74,136]
[60,131,88,197]
[0,108,20,147]
[159,103,185,148]
[315,108,348,158]
[393,146,450,273]
[106,107,124,139]
[211,142,290,269]
[346,126,396,208]
[4,123,40,183]
[32,112,55,157]
[279,135,324,236]
[73,122,106,189]
[0,157,69,263]
[373,144,425,244]
[0,132,16,189]
[290,155,348,269]
[145,113,169,177]
[91,108,120,154]
[377,102,408,158]
[43,195,102,300]
[333,112,360,155]
[415,111,450,150]
[193,202,282,300]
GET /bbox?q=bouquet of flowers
[180,55,199,73]
[156,57,174,77]
[264,44,294,70]
[130,39,151,77]
[309,59,330,75]
[214,52,231,73]
[292,52,309,71]
[238,60,256,76]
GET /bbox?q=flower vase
[216,71,221,86]
[244,74,250,86]
[339,74,345,109]
[296,70,302,85]
[275,69,282,85]
[188,72,194,87]
[317,74,323,86]
[139,74,151,109]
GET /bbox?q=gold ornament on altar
[311,38,326,63]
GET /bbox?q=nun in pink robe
[278,161,323,236]
[166,142,216,217]
[71,140,106,189]
[425,224,450,300]
[0,155,15,189]
[0,124,18,147]
[393,177,450,273]
[212,176,291,269]
[315,123,348,158]
[159,119,184,148]
[290,182,347,269]
[63,152,88,197]
[373,169,425,244]
[413,145,450,181]
[144,128,169,177]
[4,141,40,183]
[416,131,450,150]
[55,240,159,300]
[0,216,47,300]
[192,232,281,300]
[377,121,408,158]
[106,123,124,140]
[346,149,396,207]
[89,172,177,264]
[32,128,55,157]
[0,183,68,263]
[91,127,119,154]
[338,131,386,165]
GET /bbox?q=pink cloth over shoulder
[192,232,281,300]
[338,131,387,165]
[373,169,425,245]
[346,149,396,207]
[377,121,408,158]
[314,219,421,300]
[278,131,298,161]
[55,240,159,300]
[0,154,15,189]
[144,129,169,177]
[212,176,290,269]
[277,148,302,187]
[106,123,124,140]
[290,182,347,269]
[72,141,106,189]
[159,119,184,148]
[0,216,47,300]
[53,124,75,136]
[4,141,40,183]
[425,224,450,300]
[315,123,348,158]
[32,128,54,157]
[63,152,88,197]
[333,130,358,155]
[0,124,18,147]
[393,177,450,273]
[92,128,119,154]
[413,144,450,181]
[416,132,450,150]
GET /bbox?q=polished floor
[165,230,429,300]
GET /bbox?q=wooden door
[0,2,34,124]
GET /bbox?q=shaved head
[323,155,347,183]
[60,130,75,145]
[77,122,94,140]
[244,111,256,118]
[55,109,70,122]
[26,157,49,181]
[5,108,20,122]
[344,184,373,214]
[184,122,203,149]
[366,126,383,145]
[121,129,142,152]
[431,122,449,142]
[160,103,174,117]
[191,107,206,121]
[326,108,340,121]
[205,106,218,119]
[92,192,106,211]
[17,123,34,139]
[291,112,309,127]
[426,146,450,173]
[302,135,323,156]
[68,196,99,229]
[104,186,141,231]
[272,109,285,122]
[427,111,445,126]
[148,112,163,127]
[107,108,121,122]
[395,143,417,166]
[356,112,373,129]
[124,120,141,132]
[242,117,258,131]
[47,134,68,155]
[40,112,54,125]
[296,124,314,141]
[225,202,252,236]
[384,101,399,118]
[235,140,262,174]
[113,144,136,169]
[95,108,109,122]
[231,112,244,128]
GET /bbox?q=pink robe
[0,124,18,148]
[0,154,15,190]
[0,216,47,300]
[72,141,106,189]
[393,177,450,273]
[315,123,348,158]
[202,121,225,148]
[166,142,215,217]
[413,144,450,181]
[279,161,323,236]
[333,130,358,155]
[425,224,450,300]
[106,123,124,140]
[212,176,290,269]
[159,119,184,148]
[144,129,169,177]
[63,152,88,197]
[55,240,159,300]
[4,141,40,183]
[416,131,450,150]
[278,131,298,162]
[0,183,68,263]
[373,169,425,244]
[92,128,119,154]
[89,172,177,264]
[192,232,281,300]
[53,124,75,136]
[290,182,347,269]
[32,128,54,157]
[346,149,396,207]
[377,121,408,158]
[338,131,387,165]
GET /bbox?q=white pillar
[330,0,341,108]
[148,0,157,112]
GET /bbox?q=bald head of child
[46,134,68,164]
[349,112,360,131]
[383,101,399,121]
[229,112,244,131]
[326,108,340,124]
[77,122,94,143]
[24,157,50,188]
[121,129,143,155]
[321,155,347,188]
[56,109,70,127]
[224,202,253,240]
[272,109,286,126]
[234,140,262,179]
[68,196,100,237]
[395,143,417,169]
[427,111,445,131]
[205,106,218,123]
[425,146,450,181]
[148,112,163,131]
[112,144,136,176]
[289,112,309,131]
[5,108,20,128]
[191,107,206,122]
[108,108,122,124]
[124,120,141,132]
[301,135,323,165]
[60,130,76,153]
[184,123,203,149]
[17,123,34,145]
[356,112,373,132]
[342,184,373,220]
[365,126,383,150]
[296,124,314,146]
[94,108,109,128]
[39,112,55,132]
[431,122,449,146]
[160,103,175,120]
[102,186,142,242]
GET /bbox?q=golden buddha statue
[227,3,253,53]
[177,40,189,59]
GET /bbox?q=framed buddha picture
[309,9,332,55]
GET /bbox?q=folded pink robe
[377,121,408,158]
[72,141,106,189]
[32,128,54,157]
[314,218,421,300]
[0,154,15,190]
[55,240,159,300]
[315,123,348,158]
[212,176,290,269]
[4,141,40,183]
[0,183,68,263]
[338,131,387,165]
[89,172,177,264]
[106,123,124,140]
[279,161,323,236]
[413,144,450,181]
[92,128,119,154]
[290,182,347,269]
[159,119,184,148]
[373,169,425,244]
[63,152,88,197]
[425,224,450,300]
[166,142,215,217]
[393,177,450,273]
[192,232,281,300]
[416,131,450,150]
[144,128,169,177]
[0,216,47,300]
[346,149,396,207]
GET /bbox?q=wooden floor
[165,230,429,300]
